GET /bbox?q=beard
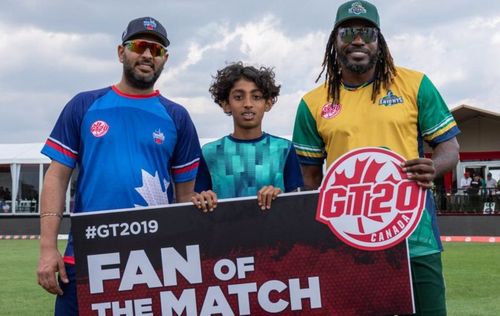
[122,55,164,90]
[338,47,378,74]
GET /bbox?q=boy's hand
[258,186,282,211]
[191,191,218,212]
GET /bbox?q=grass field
[0,241,499,315]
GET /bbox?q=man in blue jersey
[37,17,202,315]
[192,62,303,212]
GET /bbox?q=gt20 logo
[320,181,420,219]
[317,147,426,251]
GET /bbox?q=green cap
[335,0,380,28]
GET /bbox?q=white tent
[0,143,48,213]
[0,143,49,164]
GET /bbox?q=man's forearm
[40,162,72,250]
[432,138,460,177]
[40,217,62,250]
[301,165,323,190]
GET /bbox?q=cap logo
[90,120,109,138]
[321,102,342,119]
[348,2,367,15]
[316,147,426,251]
[143,18,157,30]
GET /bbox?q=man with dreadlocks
[292,1,459,315]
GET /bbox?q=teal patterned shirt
[196,133,303,198]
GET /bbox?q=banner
[72,192,414,315]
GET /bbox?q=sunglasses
[338,27,378,44]
[123,40,167,57]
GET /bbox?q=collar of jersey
[228,132,267,143]
[112,85,160,99]
[341,79,374,91]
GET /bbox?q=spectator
[1,201,10,213]
[478,174,487,197]
[468,175,481,212]
[460,172,472,195]
[486,172,497,192]
[4,187,11,200]
[485,173,497,210]
[0,195,10,213]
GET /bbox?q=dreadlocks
[316,27,397,104]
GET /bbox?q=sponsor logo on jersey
[144,18,157,31]
[348,2,367,15]
[379,90,404,106]
[90,120,109,138]
[153,129,165,144]
[321,103,342,119]
[316,147,426,251]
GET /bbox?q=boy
[193,62,303,211]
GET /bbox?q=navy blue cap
[122,17,170,47]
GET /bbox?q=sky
[1,0,500,144]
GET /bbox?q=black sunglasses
[338,27,378,43]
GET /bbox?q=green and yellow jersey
[293,66,460,257]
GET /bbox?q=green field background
[0,241,499,315]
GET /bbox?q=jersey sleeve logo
[316,147,426,251]
[321,103,342,119]
[90,120,110,137]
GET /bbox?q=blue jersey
[196,133,303,198]
[42,86,201,262]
